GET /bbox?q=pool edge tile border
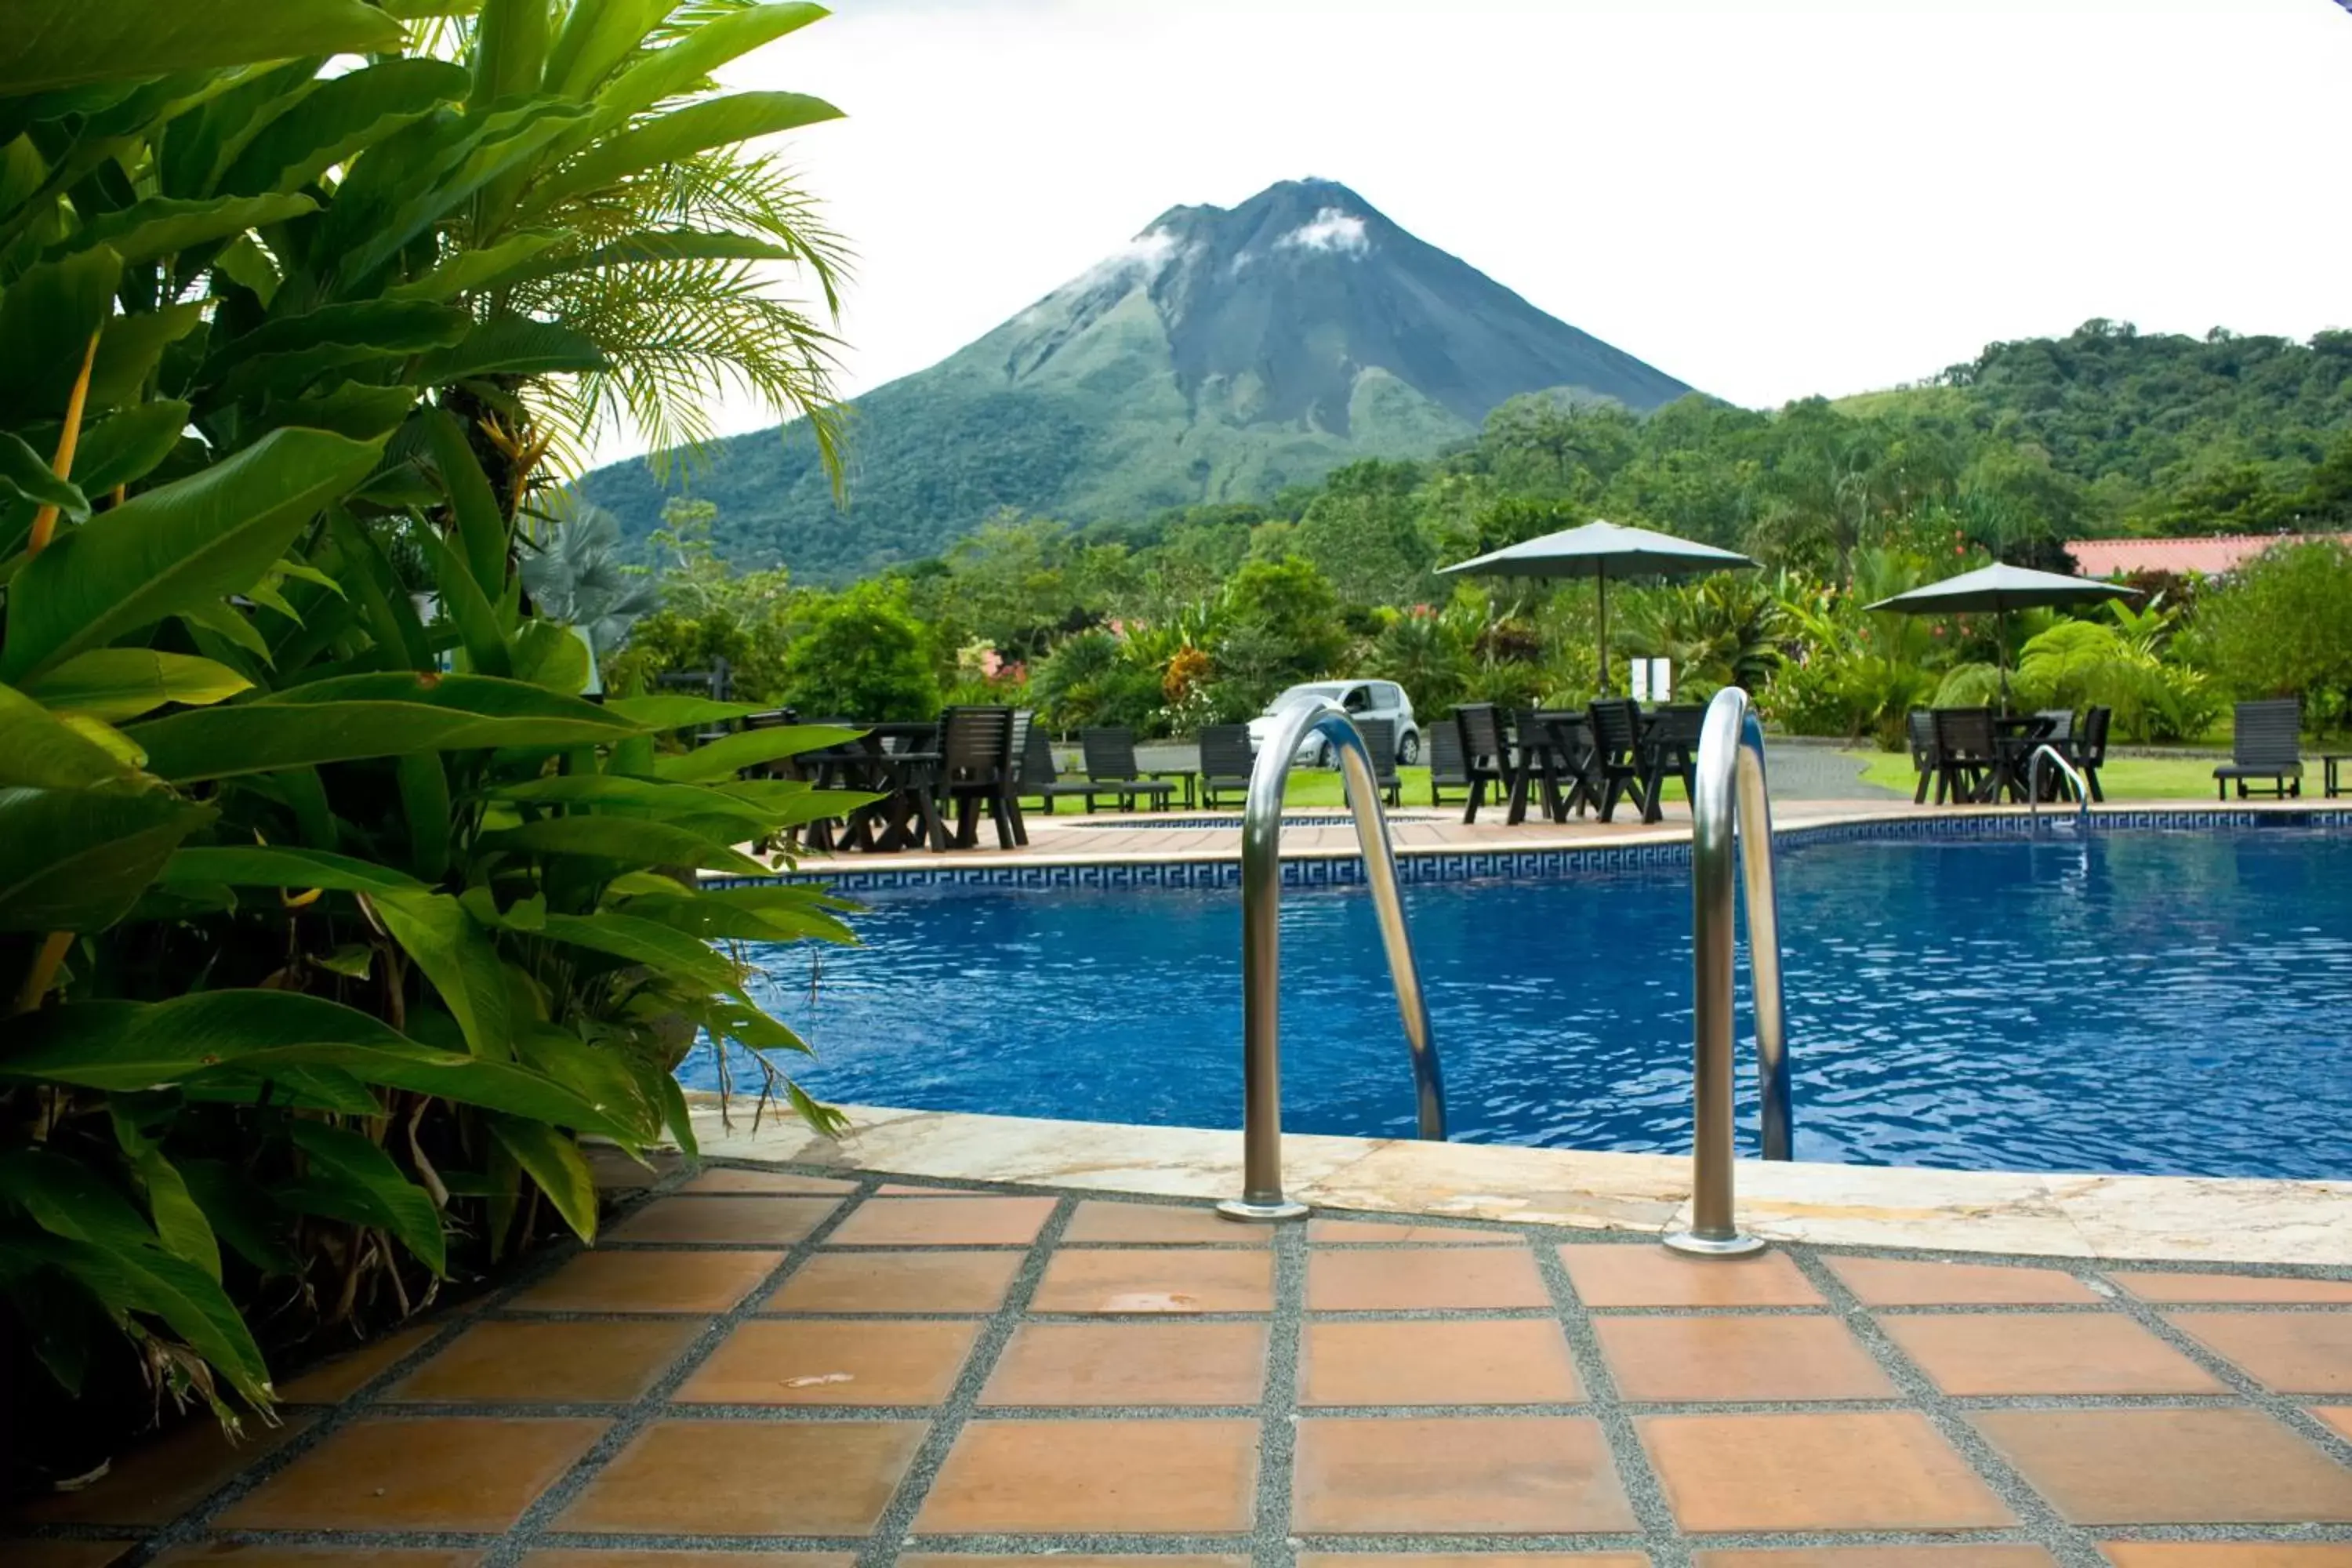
[677,1102,2352,1270]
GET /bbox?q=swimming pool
[697,825,2352,1181]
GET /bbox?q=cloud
[1278,208,1369,255]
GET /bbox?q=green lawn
[1846,750,2238,800]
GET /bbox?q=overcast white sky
[621,0,2352,463]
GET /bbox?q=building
[2063,532,2352,579]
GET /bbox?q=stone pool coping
[684,1101,2352,1269]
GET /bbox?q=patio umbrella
[1863,561,2141,709]
[1438,519,1759,688]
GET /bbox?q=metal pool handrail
[2027,742,2091,826]
[1218,698,1446,1222]
[1664,686,1793,1258]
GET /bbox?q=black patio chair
[1635,704,1707,824]
[1933,708,1998,804]
[1426,711,1470,807]
[2035,709,2076,744]
[1078,726,1177,812]
[1353,718,1405,808]
[1016,720,1098,815]
[2071,706,2110,803]
[2215,698,2303,799]
[1455,703,1513,824]
[1585,698,1650,822]
[938,705,1025,848]
[1906,709,1943,804]
[1198,724,1256,810]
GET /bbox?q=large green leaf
[177,1159,297,1275]
[0,1225,270,1408]
[487,1115,596,1241]
[419,407,509,600]
[621,885,857,946]
[383,234,556,303]
[50,195,315,267]
[216,58,472,197]
[201,300,470,382]
[0,430,88,516]
[0,786,216,931]
[528,92,842,212]
[579,3,827,147]
[87,303,206,412]
[369,888,512,1060]
[0,247,119,426]
[326,98,590,288]
[281,1122,445,1276]
[111,1110,220,1280]
[413,317,607,383]
[126,673,639,782]
[0,681,140,786]
[477,815,769,876]
[161,844,426,895]
[517,906,747,996]
[21,649,252,721]
[0,0,403,93]
[67,401,193,496]
[601,695,764,730]
[1,993,645,1140]
[503,228,796,286]
[652,724,860,783]
[407,516,512,677]
[545,0,673,98]
[0,427,383,683]
[491,773,782,828]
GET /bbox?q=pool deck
[15,1152,2350,1568]
[775,794,2352,877]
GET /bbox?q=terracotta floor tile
[1301,1319,1581,1406]
[2169,1312,2352,1394]
[1308,1247,1552,1311]
[586,1147,678,1191]
[1597,1316,1896,1403]
[561,1419,923,1534]
[1294,1415,1635,1533]
[761,1250,1020,1314]
[906,1559,1246,1568]
[509,1250,782,1313]
[11,1410,313,1525]
[390,1320,702,1403]
[680,1168,858,1195]
[217,1417,604,1531]
[1308,1219,1518,1245]
[606,1196,837,1244]
[525,1555,852,1568]
[1641,1412,2015,1531]
[153,1551,482,1568]
[1062,1200,1268,1244]
[826,1196,1056,1246]
[984,1321,1267,1405]
[1883,1313,2226,1396]
[2,1544,137,1568]
[1305,1558,1646,1568]
[278,1325,439,1403]
[2314,1406,2352,1442]
[915,1418,1258,1532]
[2101,1548,2352,1568]
[1697,1553,2057,1568]
[677,1319,978,1404]
[875,1185,996,1196]
[1971,1408,2352,1524]
[1561,1245,1824,1308]
[2110,1272,2352,1305]
[1827,1256,2100,1306]
[1030,1249,1273,1312]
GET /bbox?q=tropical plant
[521,498,660,659]
[781,583,939,720]
[2198,540,2352,730]
[0,0,861,1469]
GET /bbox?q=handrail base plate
[1217,1197,1309,1223]
[1663,1228,1769,1258]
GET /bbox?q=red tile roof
[2064,532,2352,578]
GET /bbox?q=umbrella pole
[1597,570,1609,693]
[1998,606,2011,715]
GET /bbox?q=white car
[1245,680,1422,767]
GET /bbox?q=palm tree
[520,497,662,658]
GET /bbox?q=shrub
[782,587,942,720]
[2198,540,2352,731]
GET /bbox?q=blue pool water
[695,827,2352,1179]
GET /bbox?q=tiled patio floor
[12,1167,2352,1567]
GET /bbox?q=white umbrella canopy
[1439,520,1759,687]
[1864,561,2142,707]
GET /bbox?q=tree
[2198,541,2352,729]
[783,585,941,720]
[521,499,660,658]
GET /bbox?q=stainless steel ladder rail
[2026,742,2091,826]
[1664,686,1794,1258]
[1218,699,1446,1221]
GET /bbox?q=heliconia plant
[0,0,858,1462]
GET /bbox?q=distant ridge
[581,177,1693,579]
